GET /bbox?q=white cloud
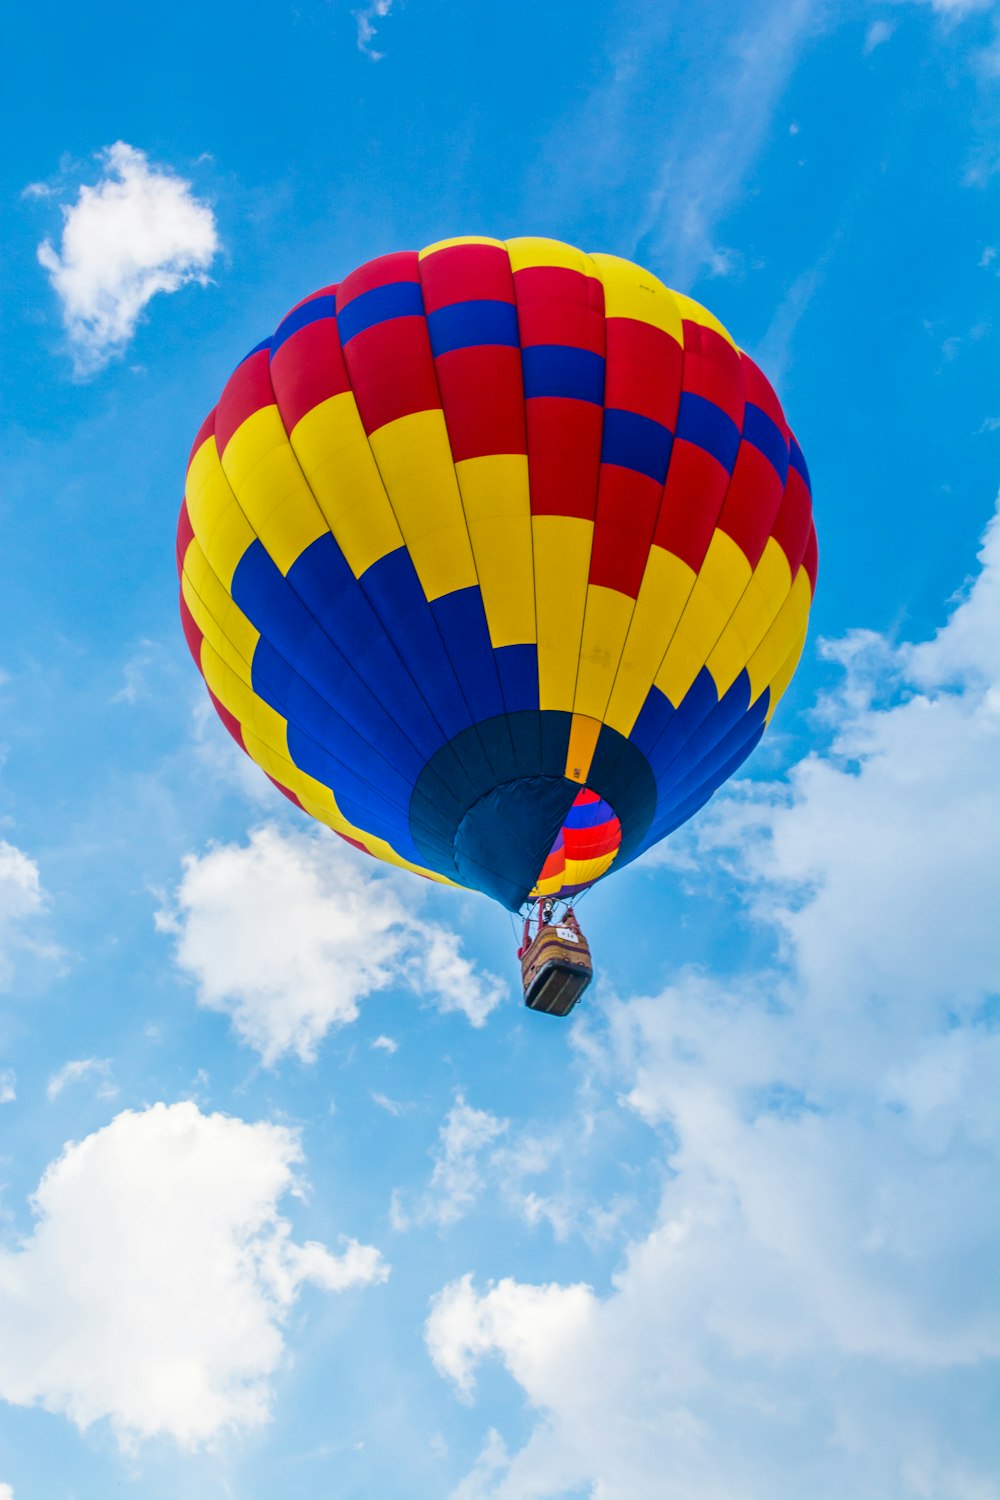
[0,840,50,988]
[46,1057,117,1102]
[427,501,1000,1499]
[0,1071,14,1104]
[37,142,218,375]
[353,0,394,59]
[0,1102,387,1447]
[864,19,895,53]
[157,825,504,1064]
[372,1034,398,1053]
[396,1097,508,1231]
[638,0,820,285]
[0,1483,11,1499]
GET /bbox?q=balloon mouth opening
[531,787,622,900]
[452,776,622,911]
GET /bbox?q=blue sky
[1,2,999,1497]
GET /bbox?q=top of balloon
[178,236,816,911]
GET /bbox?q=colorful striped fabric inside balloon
[532,789,622,898]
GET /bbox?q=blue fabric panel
[271,294,337,353]
[789,437,811,491]
[600,408,674,484]
[233,541,425,782]
[284,722,421,862]
[288,534,446,764]
[239,336,272,367]
[742,403,789,484]
[653,670,752,792]
[563,797,615,830]
[676,392,741,473]
[336,281,425,345]
[660,694,769,816]
[629,686,676,760]
[494,643,539,714]
[521,345,605,405]
[634,666,719,764]
[647,721,767,844]
[361,549,473,743]
[429,587,507,726]
[427,299,520,356]
[249,639,412,825]
[454,774,580,910]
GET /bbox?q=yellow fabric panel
[220,407,328,577]
[454,454,535,648]
[531,849,619,898]
[564,714,602,785]
[765,616,810,724]
[706,536,792,698]
[656,531,753,706]
[290,392,402,579]
[420,235,506,258]
[588,253,684,342]
[747,566,813,705]
[573,585,635,723]
[368,409,477,601]
[181,560,257,686]
[506,236,594,274]
[604,547,697,736]
[670,290,737,349]
[532,515,593,713]
[185,438,256,591]
[199,640,290,756]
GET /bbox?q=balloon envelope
[178,236,816,910]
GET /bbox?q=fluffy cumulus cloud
[158,825,503,1063]
[427,503,1000,1498]
[37,142,218,375]
[0,1102,387,1447]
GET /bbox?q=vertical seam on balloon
[503,237,543,779]
[262,300,470,785]
[414,245,519,774]
[590,283,696,803]
[565,249,610,749]
[336,260,511,801]
[623,334,756,779]
[637,371,797,781]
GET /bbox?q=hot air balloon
[177,236,816,1016]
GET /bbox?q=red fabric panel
[740,351,788,432]
[588,467,662,597]
[419,243,515,312]
[653,443,732,571]
[514,267,605,352]
[525,397,604,519]
[208,687,246,750]
[434,345,527,461]
[770,468,813,575]
[176,499,195,579]
[266,772,305,809]
[802,525,819,592]
[342,317,441,433]
[187,407,216,472]
[603,318,683,426]
[717,444,785,569]
[679,321,744,424]
[270,316,351,433]
[178,588,204,670]
[214,350,274,457]
[338,250,420,302]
